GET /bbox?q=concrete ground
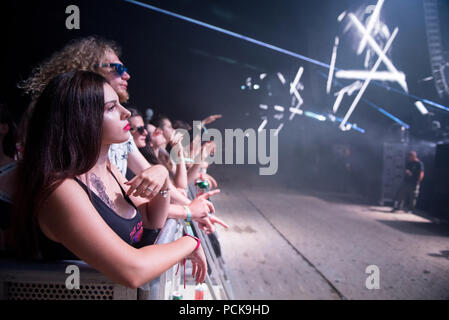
[208,168,449,300]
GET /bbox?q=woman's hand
[201,114,222,126]
[201,141,216,162]
[186,244,207,284]
[203,173,218,190]
[188,189,219,220]
[169,131,184,147]
[188,189,228,233]
[197,214,229,234]
[125,164,168,199]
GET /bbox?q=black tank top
[38,171,144,260]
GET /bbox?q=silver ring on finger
[146,187,153,193]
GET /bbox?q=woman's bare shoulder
[39,178,92,219]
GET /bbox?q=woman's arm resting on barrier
[38,179,206,289]
[110,164,170,229]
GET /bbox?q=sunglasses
[131,126,146,135]
[96,63,129,77]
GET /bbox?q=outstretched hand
[201,114,222,126]
[186,244,207,284]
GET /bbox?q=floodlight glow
[259,104,268,110]
[327,37,339,94]
[338,11,347,22]
[331,115,366,133]
[348,13,408,93]
[415,101,429,115]
[277,72,286,85]
[260,73,267,80]
[357,0,385,55]
[305,111,326,122]
[339,27,398,130]
[290,66,304,94]
[253,84,260,90]
[274,105,285,112]
[289,107,304,116]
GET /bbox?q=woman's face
[102,83,131,145]
[147,124,167,148]
[160,118,174,141]
[129,115,147,148]
[98,50,131,103]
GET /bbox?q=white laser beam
[274,105,285,112]
[339,27,399,130]
[414,101,429,115]
[290,66,304,94]
[349,13,408,92]
[357,0,385,55]
[336,70,405,82]
[277,72,286,85]
[258,119,268,132]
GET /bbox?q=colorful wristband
[184,205,191,222]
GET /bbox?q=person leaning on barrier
[129,111,229,234]
[152,115,219,190]
[8,71,207,288]
[18,35,168,203]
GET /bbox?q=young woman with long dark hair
[9,70,206,288]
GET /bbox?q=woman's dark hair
[139,146,161,166]
[9,70,107,259]
[173,120,192,131]
[0,103,17,158]
[151,114,170,129]
[128,107,142,119]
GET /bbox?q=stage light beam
[339,27,399,130]
[348,13,408,93]
[357,0,385,55]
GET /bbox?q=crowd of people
[0,36,228,289]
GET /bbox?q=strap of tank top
[107,167,137,210]
[74,172,137,210]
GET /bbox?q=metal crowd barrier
[0,181,234,300]
[0,218,180,300]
